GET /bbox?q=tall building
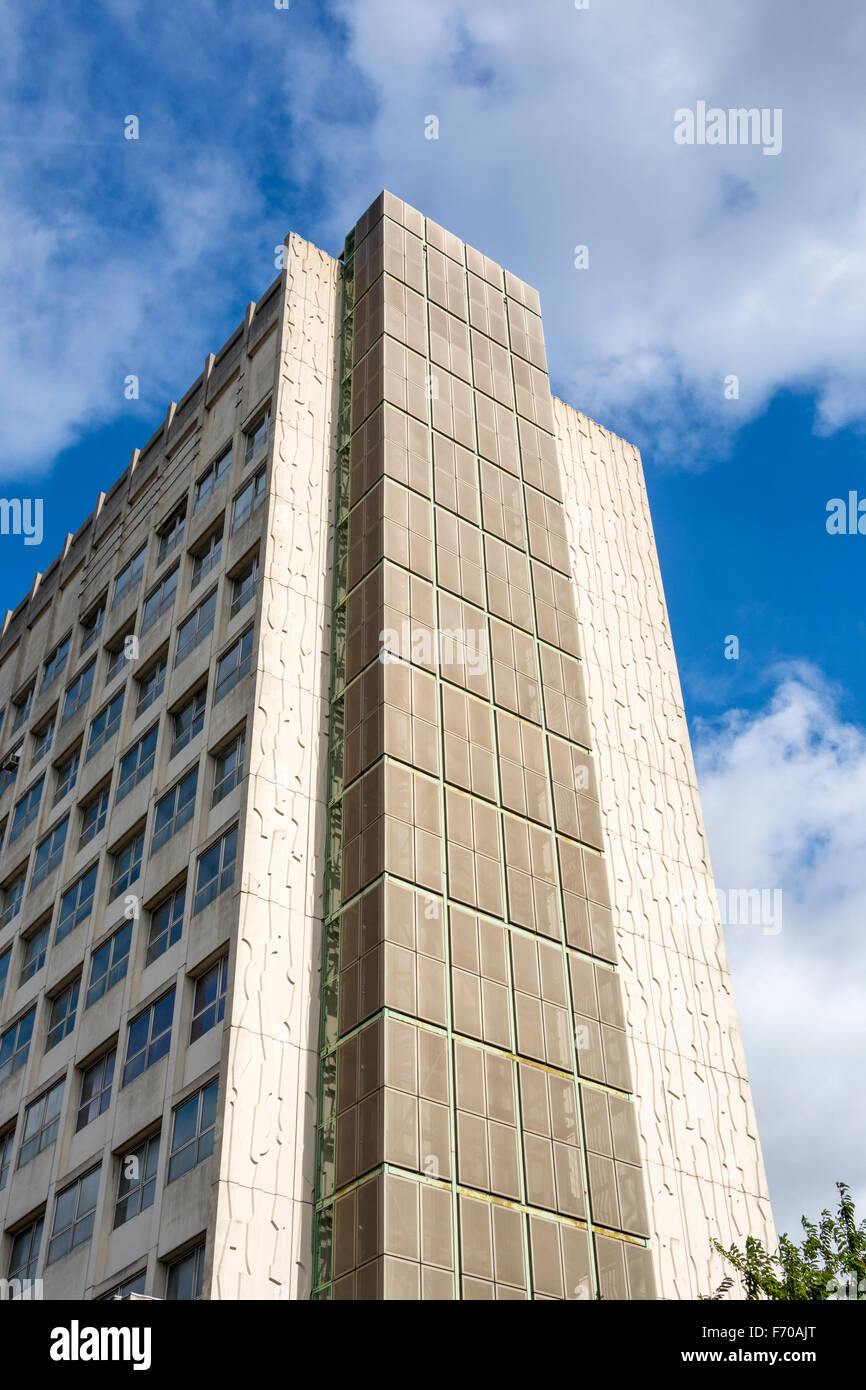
[0,192,773,1302]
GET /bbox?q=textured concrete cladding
[552,401,775,1297]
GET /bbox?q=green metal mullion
[314,233,356,1297]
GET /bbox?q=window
[0,1009,35,1083]
[0,1127,13,1191]
[57,865,98,942]
[135,656,167,718]
[86,923,132,1008]
[117,726,158,802]
[214,628,253,704]
[10,776,43,841]
[193,828,237,915]
[46,978,79,1049]
[152,767,198,853]
[1,870,26,928]
[171,687,206,758]
[0,745,21,795]
[19,921,50,984]
[77,1049,116,1130]
[61,660,95,723]
[244,409,270,465]
[112,547,146,609]
[102,1271,146,1300]
[109,832,144,900]
[80,600,105,653]
[8,1216,43,1285]
[146,885,185,966]
[168,1079,218,1183]
[231,468,266,534]
[31,817,68,887]
[157,508,186,565]
[194,447,232,512]
[11,685,34,732]
[212,731,245,805]
[79,786,109,849]
[40,635,71,692]
[190,958,227,1043]
[47,1167,100,1263]
[229,554,259,619]
[166,1243,205,1300]
[191,528,223,589]
[0,946,9,1000]
[53,746,80,803]
[115,1133,160,1226]
[31,717,55,765]
[174,591,217,667]
[86,690,124,759]
[106,633,135,684]
[122,990,174,1085]
[141,567,178,635]
[18,1081,64,1166]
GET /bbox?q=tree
[705,1182,866,1300]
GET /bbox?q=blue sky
[1,0,865,1243]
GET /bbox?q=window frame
[77,1047,116,1131]
[167,1078,218,1183]
[193,827,238,915]
[46,1166,100,1265]
[214,627,253,704]
[31,815,69,888]
[18,1080,65,1167]
[114,1132,160,1227]
[40,634,71,693]
[230,467,266,534]
[193,446,232,513]
[189,958,228,1043]
[109,831,145,901]
[121,989,174,1086]
[86,689,124,760]
[46,977,80,1050]
[229,553,259,620]
[111,546,147,610]
[174,589,217,668]
[116,725,158,802]
[57,864,98,942]
[152,766,198,854]
[141,565,179,635]
[53,745,80,804]
[61,660,96,724]
[86,922,133,1009]
[146,884,185,966]
[212,730,245,806]
[0,1008,36,1084]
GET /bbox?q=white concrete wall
[553,400,775,1299]
[210,236,341,1298]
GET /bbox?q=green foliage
[704,1182,866,1300]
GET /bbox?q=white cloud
[694,665,866,1239]
[293,0,866,462]
[4,1,866,472]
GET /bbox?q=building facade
[0,192,773,1301]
